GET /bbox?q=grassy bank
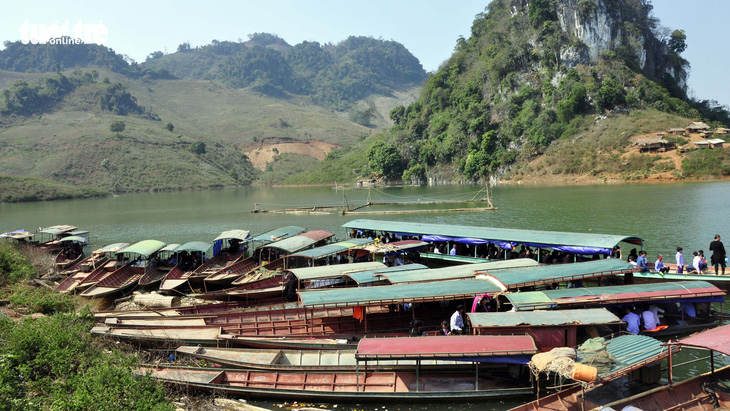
[0,175,110,203]
[0,243,172,409]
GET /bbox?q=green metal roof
[260,231,334,254]
[381,259,539,285]
[344,263,429,285]
[342,219,642,250]
[98,243,130,253]
[478,259,635,290]
[37,225,77,235]
[288,238,374,260]
[247,226,306,245]
[57,236,88,244]
[595,334,672,381]
[299,278,501,308]
[212,230,250,242]
[289,262,386,281]
[503,281,723,311]
[116,240,166,258]
[174,242,212,253]
[160,244,180,253]
[467,308,621,329]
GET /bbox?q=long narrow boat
[512,324,730,411]
[174,346,466,372]
[80,240,166,298]
[159,231,249,293]
[139,335,538,401]
[143,241,211,288]
[56,255,110,293]
[33,225,80,252]
[54,236,87,270]
[203,226,307,287]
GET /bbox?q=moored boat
[139,335,538,401]
[80,240,166,298]
[56,243,129,293]
[54,235,87,270]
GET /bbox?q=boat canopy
[260,230,334,254]
[174,242,212,254]
[0,229,33,240]
[674,323,730,356]
[299,278,501,308]
[213,230,250,242]
[288,262,386,281]
[160,244,181,253]
[93,243,130,254]
[57,236,88,244]
[247,226,306,245]
[467,308,621,329]
[502,281,724,311]
[380,259,538,285]
[37,225,77,235]
[478,259,635,290]
[116,240,166,258]
[358,240,429,256]
[355,335,537,361]
[597,334,675,383]
[342,219,643,255]
[344,263,428,285]
[288,238,374,260]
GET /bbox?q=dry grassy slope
[0,68,422,188]
[509,109,700,184]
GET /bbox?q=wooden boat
[174,346,466,372]
[56,254,110,293]
[80,263,142,298]
[31,225,79,252]
[54,236,86,270]
[139,335,538,401]
[202,256,258,287]
[512,324,730,411]
[81,240,166,298]
[185,230,250,283]
[219,334,363,350]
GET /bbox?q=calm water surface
[2,181,729,410]
[2,181,730,259]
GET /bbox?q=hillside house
[708,139,725,149]
[636,136,670,152]
[700,130,714,139]
[694,141,710,149]
[686,122,710,133]
[668,128,686,136]
[716,128,730,135]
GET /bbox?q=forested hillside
[142,33,427,109]
[326,0,730,185]
[0,33,426,198]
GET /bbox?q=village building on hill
[668,127,686,136]
[686,122,710,132]
[636,136,670,153]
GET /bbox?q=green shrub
[0,244,35,285]
[682,148,730,177]
[6,284,77,315]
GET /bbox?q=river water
[2,181,730,260]
[2,181,729,410]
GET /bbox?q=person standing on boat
[622,307,641,334]
[450,305,465,335]
[709,234,726,275]
[675,247,685,274]
[450,244,457,256]
[636,251,649,272]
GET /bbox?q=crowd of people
[629,234,727,275]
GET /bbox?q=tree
[110,121,125,138]
[668,29,687,54]
[165,122,174,132]
[367,141,403,179]
[190,141,206,155]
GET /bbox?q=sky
[1,0,728,108]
